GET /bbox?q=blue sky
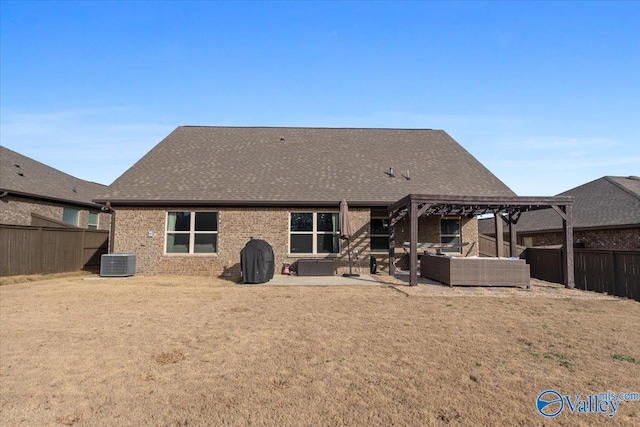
[1,1,638,195]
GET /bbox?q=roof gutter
[516,223,640,234]
[3,189,104,209]
[92,198,393,208]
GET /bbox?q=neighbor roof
[0,146,107,209]
[481,176,640,234]
[95,126,516,206]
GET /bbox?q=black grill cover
[240,239,275,284]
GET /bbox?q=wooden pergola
[388,194,575,287]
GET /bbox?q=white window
[289,212,340,254]
[440,218,461,253]
[88,211,99,229]
[166,211,218,254]
[62,208,79,226]
[370,212,390,253]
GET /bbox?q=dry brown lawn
[1,274,639,426]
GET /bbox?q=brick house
[0,146,111,230]
[479,176,640,250]
[95,126,519,276]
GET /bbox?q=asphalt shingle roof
[482,176,640,233]
[0,146,107,208]
[96,126,516,205]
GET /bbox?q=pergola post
[494,214,504,257]
[563,204,575,288]
[388,211,395,276]
[508,213,518,258]
[409,201,418,286]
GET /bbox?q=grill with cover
[240,239,275,284]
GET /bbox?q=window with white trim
[289,212,340,254]
[370,211,390,252]
[440,218,461,253]
[166,211,218,254]
[62,208,79,226]
[88,211,99,229]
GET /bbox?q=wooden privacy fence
[524,248,640,301]
[479,234,526,257]
[0,224,109,276]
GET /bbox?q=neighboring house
[94,126,519,276]
[0,146,111,230]
[479,176,640,250]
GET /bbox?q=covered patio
[388,194,575,287]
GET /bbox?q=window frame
[165,211,219,255]
[62,208,79,227]
[88,211,99,229]
[440,217,462,253]
[289,211,341,256]
[370,213,390,253]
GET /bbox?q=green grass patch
[612,354,639,364]
[544,352,573,368]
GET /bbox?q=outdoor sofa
[420,254,530,287]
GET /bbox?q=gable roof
[482,176,640,234]
[0,146,107,209]
[96,126,516,206]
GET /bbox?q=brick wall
[112,207,479,276]
[520,227,640,251]
[112,207,368,276]
[376,216,478,271]
[462,217,480,256]
[0,195,111,230]
[0,196,62,225]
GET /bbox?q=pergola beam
[416,203,432,218]
[388,194,573,214]
[551,205,566,220]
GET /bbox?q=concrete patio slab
[249,273,383,286]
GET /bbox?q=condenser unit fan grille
[100,254,136,277]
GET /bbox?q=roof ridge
[178,125,442,131]
[604,176,640,201]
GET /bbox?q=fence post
[558,249,564,284]
[80,229,86,270]
[39,227,44,274]
[611,250,618,297]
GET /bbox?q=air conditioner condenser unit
[100,253,136,277]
